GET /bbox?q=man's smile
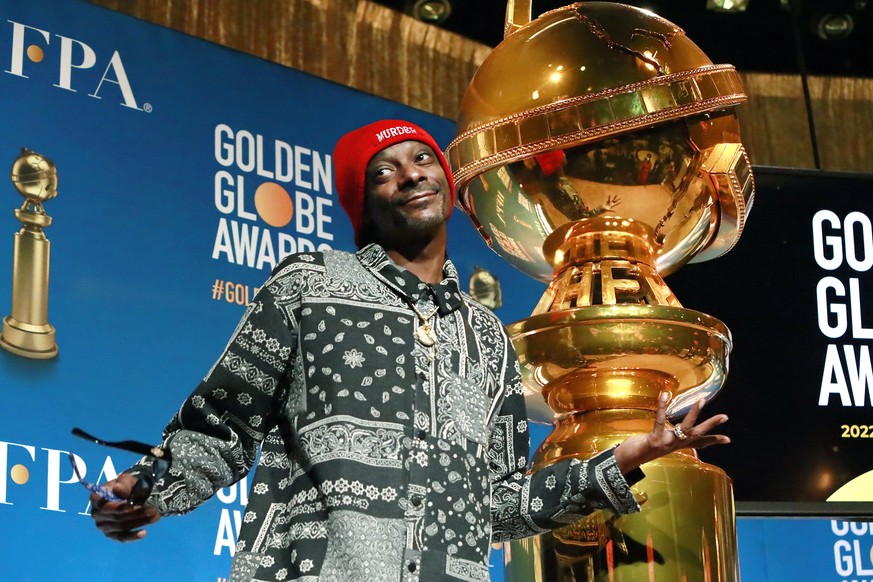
[399,188,439,206]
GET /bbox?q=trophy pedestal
[507,410,739,582]
[506,300,738,581]
[1,315,57,359]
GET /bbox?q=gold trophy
[447,2,753,580]
[1,148,59,359]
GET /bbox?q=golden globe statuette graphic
[1,148,59,359]
[447,2,754,580]
[469,267,503,310]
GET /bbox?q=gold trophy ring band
[674,425,688,440]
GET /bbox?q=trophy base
[1,315,57,359]
[506,448,739,581]
[507,409,738,581]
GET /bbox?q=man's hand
[90,474,161,542]
[614,391,730,475]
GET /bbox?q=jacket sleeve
[129,259,306,515]
[488,333,640,542]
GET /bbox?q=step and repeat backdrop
[0,0,870,580]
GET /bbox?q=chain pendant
[416,323,437,347]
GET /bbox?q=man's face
[362,140,452,245]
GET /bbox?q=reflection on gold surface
[448,2,753,283]
[451,2,752,580]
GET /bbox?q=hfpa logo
[0,439,120,514]
[3,19,150,112]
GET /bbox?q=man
[91,120,729,581]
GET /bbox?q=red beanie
[333,119,456,246]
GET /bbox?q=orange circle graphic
[254,182,294,228]
[26,45,44,63]
[11,464,29,485]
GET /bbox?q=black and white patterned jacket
[135,244,639,582]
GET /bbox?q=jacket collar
[357,243,463,315]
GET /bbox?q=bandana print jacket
[136,244,640,582]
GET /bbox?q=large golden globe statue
[448,2,753,581]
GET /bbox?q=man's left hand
[613,390,730,475]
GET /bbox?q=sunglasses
[68,427,172,505]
